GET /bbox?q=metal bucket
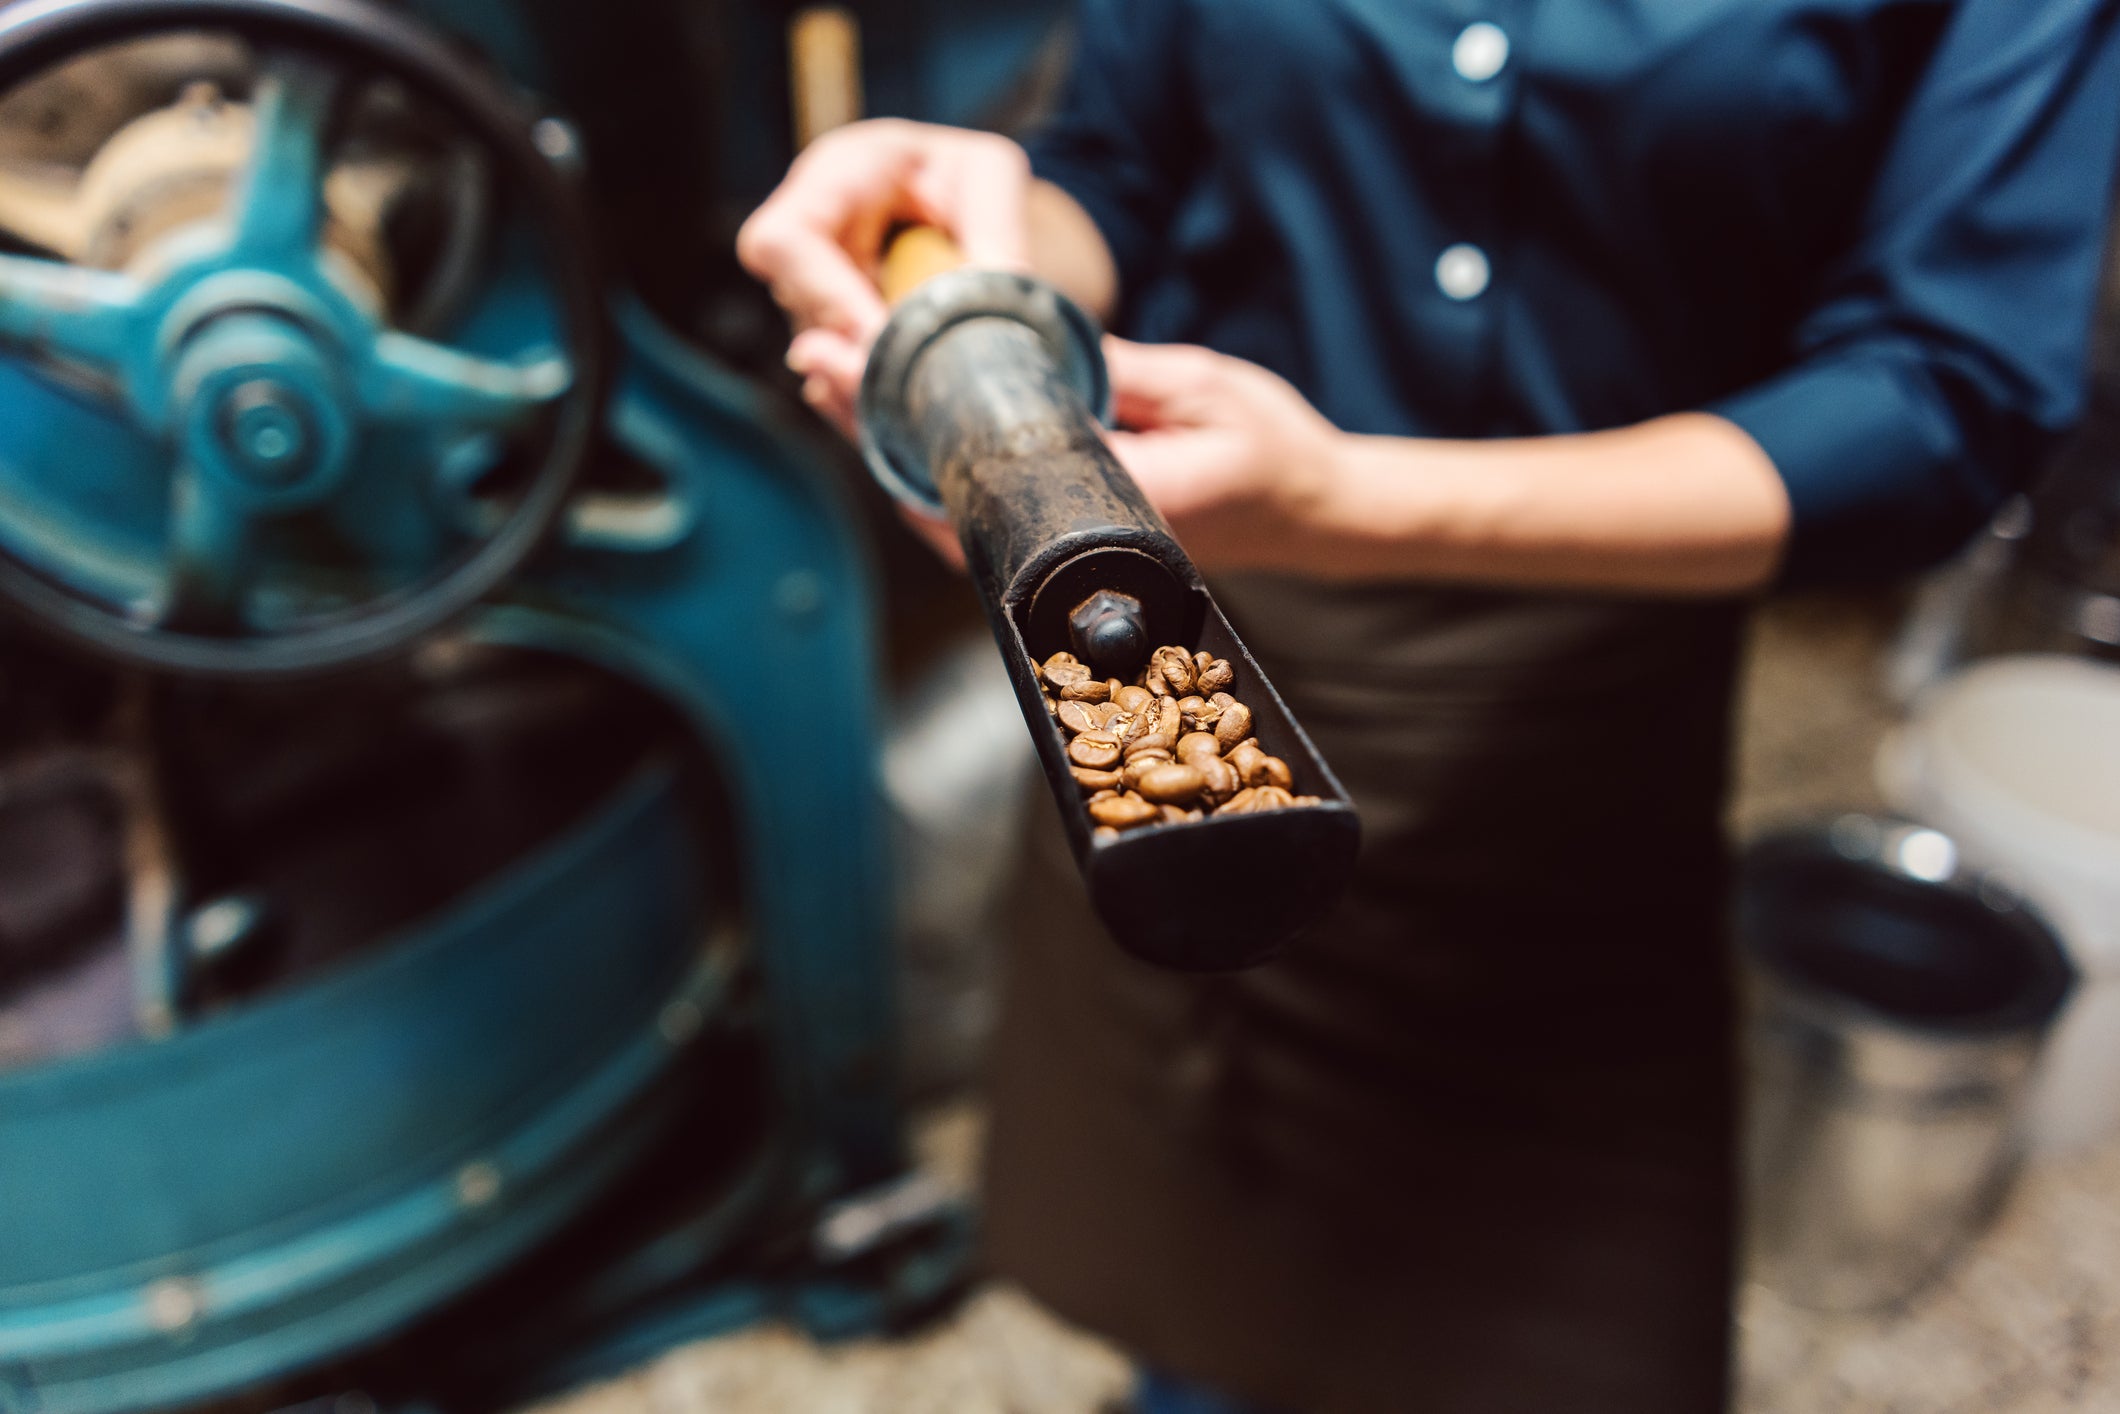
[1739,817,2075,1312]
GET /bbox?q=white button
[1435,243,1491,300]
[1453,22,1510,83]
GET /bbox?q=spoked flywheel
[0,0,607,675]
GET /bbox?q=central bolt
[218,380,313,484]
[1069,589,1149,678]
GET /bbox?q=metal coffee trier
[859,232,1360,971]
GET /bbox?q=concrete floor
[538,592,2120,1413]
[1740,1137,2120,1412]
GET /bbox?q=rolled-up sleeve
[1025,0,1200,319]
[1712,0,2120,586]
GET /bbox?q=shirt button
[1435,243,1491,301]
[1452,22,1510,83]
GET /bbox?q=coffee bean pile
[1040,644,1323,838]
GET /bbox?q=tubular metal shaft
[858,269,1360,970]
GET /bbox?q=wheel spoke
[159,461,254,633]
[230,55,342,266]
[361,330,570,430]
[0,253,143,371]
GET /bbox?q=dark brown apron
[981,581,1746,1414]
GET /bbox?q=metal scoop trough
[859,245,1360,971]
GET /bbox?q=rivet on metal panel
[187,896,261,960]
[142,1277,204,1334]
[658,997,704,1046]
[531,116,581,169]
[454,1160,504,1210]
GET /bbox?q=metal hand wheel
[0,0,607,675]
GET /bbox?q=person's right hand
[736,119,1035,436]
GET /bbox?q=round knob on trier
[1070,589,1148,678]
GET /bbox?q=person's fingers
[747,223,892,342]
[801,372,861,441]
[789,328,867,441]
[787,327,869,400]
[739,125,930,339]
[1105,427,1238,515]
[896,504,967,571]
[1104,336,1226,430]
[741,122,1040,341]
[909,135,1034,271]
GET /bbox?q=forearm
[1028,179,1120,325]
[1294,413,1793,595]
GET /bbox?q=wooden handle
[789,6,863,150]
[879,225,969,305]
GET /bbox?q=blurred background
[0,2,2115,1411]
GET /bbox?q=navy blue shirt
[1028,0,2120,585]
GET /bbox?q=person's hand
[1103,338,1345,573]
[736,119,1034,437]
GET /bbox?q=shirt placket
[1422,0,1523,422]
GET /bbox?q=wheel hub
[169,308,352,506]
[222,380,309,479]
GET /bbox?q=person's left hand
[1102,337,1344,573]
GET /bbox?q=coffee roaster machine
[0,1,1065,1409]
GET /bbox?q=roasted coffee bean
[1040,637,1320,835]
[1198,756,1239,805]
[1138,761,1207,805]
[1069,730,1123,770]
[1044,656,1093,691]
[1090,793,1160,830]
[1153,697,1182,739]
[1122,754,1177,793]
[1151,646,1198,697]
[1226,741,1265,780]
[1126,731,1179,761]
[1177,731,1222,762]
[1057,700,1100,735]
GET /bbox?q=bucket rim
[1738,815,2076,1038]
